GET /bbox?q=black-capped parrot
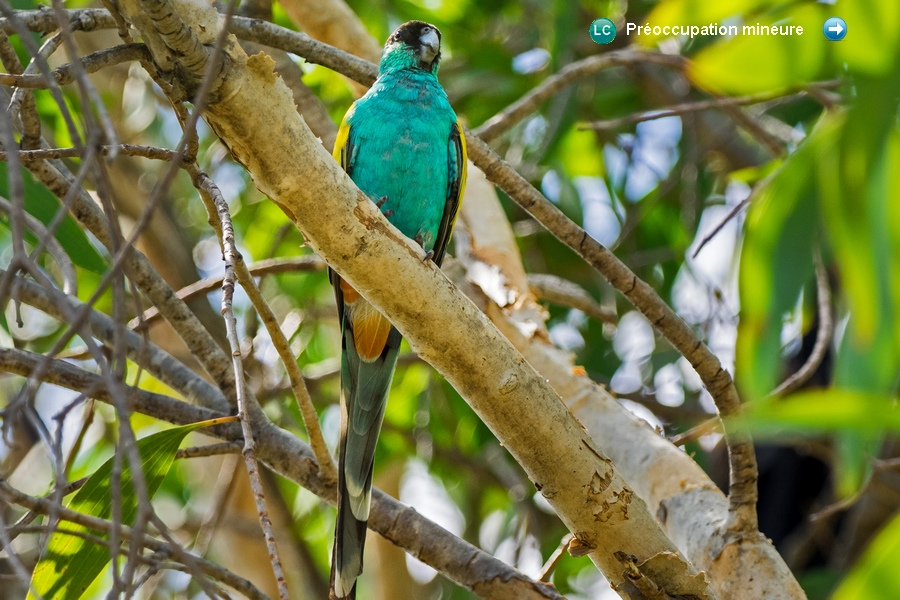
[328,20,467,599]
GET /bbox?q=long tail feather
[330,273,401,598]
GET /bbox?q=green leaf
[0,167,107,274]
[832,510,900,599]
[689,4,826,95]
[735,127,820,401]
[739,389,900,435]
[833,0,900,76]
[834,430,880,499]
[29,416,237,600]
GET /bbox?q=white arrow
[828,23,844,35]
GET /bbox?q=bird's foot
[383,209,394,218]
[413,233,435,262]
[375,196,388,208]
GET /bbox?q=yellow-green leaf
[832,510,900,599]
[29,417,237,600]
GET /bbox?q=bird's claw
[375,196,388,208]
[413,233,434,261]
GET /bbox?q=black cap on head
[386,20,441,49]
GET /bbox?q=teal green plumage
[329,20,467,600]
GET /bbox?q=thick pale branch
[454,176,804,600]
[464,134,759,532]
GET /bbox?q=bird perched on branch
[328,20,467,599]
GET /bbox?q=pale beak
[419,29,440,63]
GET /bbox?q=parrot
[328,20,467,599]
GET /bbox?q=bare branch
[528,273,617,326]
[0,196,76,295]
[579,87,833,132]
[129,256,326,330]
[0,43,150,88]
[691,198,750,259]
[473,51,687,142]
[204,169,290,600]
[176,442,243,460]
[229,16,377,87]
[0,8,115,36]
[464,133,760,532]
[1,269,229,413]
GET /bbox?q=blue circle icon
[823,17,847,41]
[590,18,616,44]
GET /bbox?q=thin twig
[0,29,40,148]
[0,195,77,295]
[810,457,900,522]
[0,43,149,88]
[691,199,750,259]
[473,51,688,142]
[192,453,240,557]
[175,442,243,460]
[233,253,337,482]
[669,417,721,447]
[0,269,230,413]
[771,254,833,397]
[128,255,326,330]
[579,90,816,131]
[539,534,573,582]
[528,273,617,326]
[228,16,377,88]
[673,252,834,447]
[0,143,178,162]
[188,169,334,484]
[0,8,116,36]
[208,172,291,600]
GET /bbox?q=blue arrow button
[824,17,847,41]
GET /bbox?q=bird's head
[379,21,443,76]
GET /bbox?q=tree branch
[464,133,759,532]
[0,43,150,88]
[204,169,290,600]
[453,173,804,600]
[472,51,687,142]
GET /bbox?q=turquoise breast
[346,70,457,252]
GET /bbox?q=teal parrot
[328,20,467,599]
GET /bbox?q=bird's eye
[421,27,432,35]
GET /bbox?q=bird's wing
[431,119,468,266]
